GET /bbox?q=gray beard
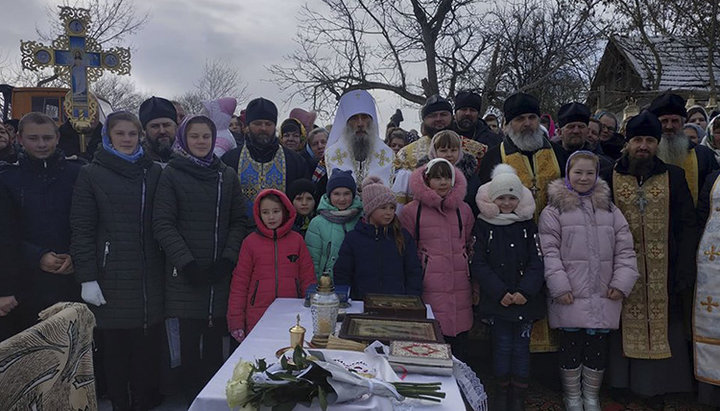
[343,122,377,162]
[657,132,689,166]
[507,127,545,152]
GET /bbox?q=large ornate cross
[20,7,131,149]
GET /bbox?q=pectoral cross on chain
[636,188,648,214]
[705,245,720,261]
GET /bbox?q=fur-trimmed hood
[409,163,467,212]
[546,178,612,212]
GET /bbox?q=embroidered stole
[238,145,286,217]
[613,171,671,359]
[500,143,561,221]
[694,176,720,384]
[500,143,560,352]
[682,150,699,206]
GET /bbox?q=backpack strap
[456,208,463,238]
[415,203,422,243]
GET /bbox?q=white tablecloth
[189,298,466,410]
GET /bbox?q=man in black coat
[649,92,719,208]
[552,102,614,182]
[58,118,103,161]
[606,110,698,403]
[453,90,503,148]
[0,112,84,332]
[221,98,310,218]
[0,183,21,341]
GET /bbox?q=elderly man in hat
[649,92,718,206]
[324,90,395,187]
[607,110,697,407]
[222,97,309,217]
[395,94,486,172]
[139,96,178,166]
[553,102,614,181]
[453,90,502,147]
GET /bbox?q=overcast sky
[0,0,423,129]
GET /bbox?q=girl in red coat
[227,189,316,343]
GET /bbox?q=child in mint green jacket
[304,169,362,279]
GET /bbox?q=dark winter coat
[58,121,103,161]
[0,183,20,298]
[0,149,83,308]
[471,218,545,322]
[227,189,316,334]
[70,148,164,329]
[610,155,698,302]
[153,155,250,320]
[455,119,503,148]
[334,218,423,300]
[599,132,625,161]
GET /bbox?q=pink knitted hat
[361,176,396,216]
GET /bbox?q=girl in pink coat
[227,189,316,343]
[399,158,475,360]
[538,151,638,411]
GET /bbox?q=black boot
[492,377,510,410]
[509,377,527,411]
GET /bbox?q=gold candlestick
[289,314,306,348]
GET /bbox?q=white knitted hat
[488,164,524,200]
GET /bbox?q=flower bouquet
[226,345,445,410]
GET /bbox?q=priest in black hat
[649,92,718,206]
[607,110,697,406]
[453,90,502,147]
[139,96,178,165]
[221,97,310,219]
[552,102,614,181]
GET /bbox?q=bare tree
[175,59,248,115]
[482,0,603,113]
[269,0,491,113]
[93,74,147,112]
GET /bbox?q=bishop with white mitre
[325,90,395,188]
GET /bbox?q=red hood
[253,189,297,238]
[409,164,468,212]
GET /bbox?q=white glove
[81,281,107,306]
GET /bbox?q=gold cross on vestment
[374,150,390,167]
[705,245,720,261]
[701,296,720,313]
[330,148,347,166]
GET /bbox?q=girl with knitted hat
[333,176,422,300]
[398,158,475,360]
[472,163,545,411]
[305,169,363,279]
[539,151,638,411]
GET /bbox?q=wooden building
[588,35,719,118]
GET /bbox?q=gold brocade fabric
[613,171,672,359]
[500,143,561,352]
[500,143,561,221]
[682,150,699,206]
[393,135,487,171]
[238,144,286,217]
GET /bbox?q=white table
[190,298,465,410]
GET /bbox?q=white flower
[226,359,256,410]
[233,359,255,381]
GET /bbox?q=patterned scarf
[318,207,360,224]
[172,114,217,168]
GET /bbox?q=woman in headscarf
[701,116,720,165]
[153,114,250,403]
[70,111,164,410]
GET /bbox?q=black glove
[208,258,236,284]
[181,261,205,287]
[389,109,404,127]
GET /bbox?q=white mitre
[324,90,395,187]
